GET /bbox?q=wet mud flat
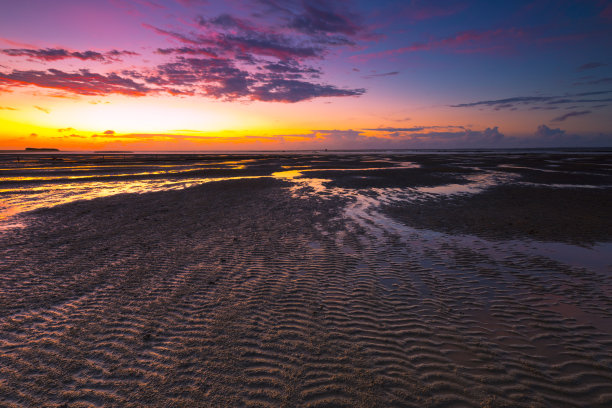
[1,151,612,407]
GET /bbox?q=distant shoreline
[0,147,609,155]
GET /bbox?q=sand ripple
[1,153,611,407]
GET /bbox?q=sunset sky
[1,0,611,150]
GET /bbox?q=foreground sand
[1,153,611,407]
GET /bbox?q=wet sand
[1,152,611,407]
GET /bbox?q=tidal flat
[0,151,611,407]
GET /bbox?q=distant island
[25,147,59,151]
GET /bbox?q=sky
[0,0,611,150]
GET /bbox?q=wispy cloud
[109,3,372,102]
[288,2,362,37]
[577,61,607,71]
[1,4,370,107]
[0,37,37,48]
[0,1,373,103]
[0,69,153,96]
[363,125,467,132]
[551,110,591,122]
[363,71,399,79]
[251,78,364,102]
[120,54,362,102]
[450,90,612,111]
[1,48,138,62]
[574,77,612,86]
[34,105,50,114]
[145,23,324,61]
[155,46,219,58]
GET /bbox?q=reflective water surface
[1,156,260,229]
[1,154,424,228]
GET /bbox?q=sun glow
[40,99,237,134]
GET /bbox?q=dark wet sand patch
[305,167,475,189]
[385,185,612,245]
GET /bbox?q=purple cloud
[1,3,369,103]
[578,77,612,86]
[529,125,610,147]
[145,23,322,61]
[364,125,467,132]
[252,79,364,102]
[120,56,362,102]
[216,32,322,60]
[105,49,140,59]
[451,95,551,108]
[363,71,399,79]
[299,125,611,149]
[278,126,507,149]
[142,24,201,44]
[262,61,321,76]
[551,110,591,122]
[1,48,138,62]
[2,48,99,61]
[289,3,361,36]
[577,61,607,71]
[0,69,154,96]
[198,13,253,31]
[451,91,612,111]
[147,57,253,98]
[156,47,219,58]
[534,124,565,140]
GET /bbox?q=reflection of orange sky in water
[0,174,264,227]
[0,158,256,226]
[3,161,247,171]
[0,158,420,228]
[0,164,247,183]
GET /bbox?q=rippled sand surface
[1,152,611,407]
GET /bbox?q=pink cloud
[0,69,153,96]
[0,37,38,49]
[1,48,139,62]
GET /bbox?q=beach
[1,151,611,407]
